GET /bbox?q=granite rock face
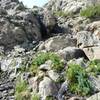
[0,0,42,51]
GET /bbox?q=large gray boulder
[58,47,89,61]
[39,35,77,51]
[39,77,58,99]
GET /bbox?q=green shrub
[30,52,64,73]
[49,52,64,72]
[66,63,93,96]
[86,59,100,76]
[80,4,100,18]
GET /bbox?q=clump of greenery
[31,93,40,100]
[30,52,64,74]
[86,59,100,76]
[80,4,100,18]
[49,52,64,72]
[54,11,73,17]
[66,63,93,96]
[15,77,31,100]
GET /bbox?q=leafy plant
[49,52,64,72]
[66,63,93,96]
[30,52,64,74]
[80,4,100,18]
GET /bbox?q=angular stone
[39,77,58,99]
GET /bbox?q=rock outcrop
[0,0,42,51]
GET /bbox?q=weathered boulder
[39,35,77,51]
[39,77,58,99]
[0,10,41,50]
[58,47,89,61]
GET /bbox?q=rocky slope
[0,0,100,100]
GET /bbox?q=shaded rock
[39,77,58,99]
[0,10,41,51]
[41,10,57,37]
[58,47,89,61]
